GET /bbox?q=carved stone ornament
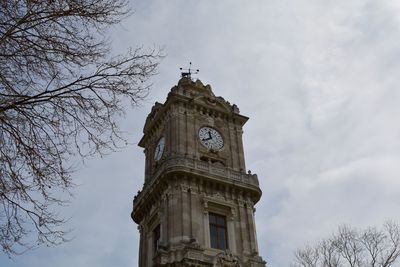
[214,251,242,267]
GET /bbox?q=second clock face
[154,136,165,161]
[198,127,224,150]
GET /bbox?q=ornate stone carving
[181,184,190,192]
[214,251,242,267]
[212,192,225,201]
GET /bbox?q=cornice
[131,155,262,223]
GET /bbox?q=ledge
[150,155,259,187]
[132,155,262,222]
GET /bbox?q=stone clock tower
[131,76,267,267]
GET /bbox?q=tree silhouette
[293,221,400,267]
[0,0,161,255]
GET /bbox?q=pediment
[192,95,233,115]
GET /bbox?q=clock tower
[131,77,267,267]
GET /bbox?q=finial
[179,62,199,79]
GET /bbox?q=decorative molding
[181,184,190,193]
[151,156,259,188]
[214,251,242,267]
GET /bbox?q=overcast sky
[2,0,400,266]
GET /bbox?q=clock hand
[200,133,211,142]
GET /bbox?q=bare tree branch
[292,221,400,267]
[0,0,162,256]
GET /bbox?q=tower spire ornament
[180,62,199,79]
[131,77,267,267]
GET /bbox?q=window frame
[153,224,161,254]
[209,212,228,250]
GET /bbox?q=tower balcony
[133,155,262,222]
[151,155,260,188]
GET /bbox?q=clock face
[198,127,224,150]
[154,136,165,161]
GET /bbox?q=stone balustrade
[149,155,259,188]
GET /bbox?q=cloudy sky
[2,0,400,266]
